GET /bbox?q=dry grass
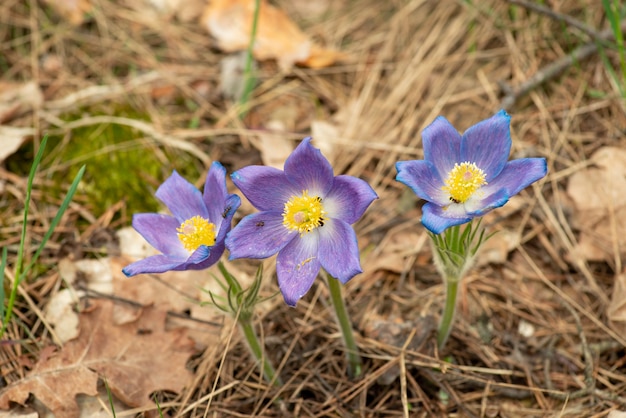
[1,0,626,416]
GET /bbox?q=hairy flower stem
[437,276,460,351]
[238,317,282,385]
[218,262,281,385]
[430,220,490,351]
[326,273,362,379]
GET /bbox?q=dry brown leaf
[362,313,435,385]
[475,229,521,267]
[364,229,427,274]
[289,0,333,20]
[567,147,626,210]
[0,81,42,163]
[566,147,626,263]
[257,114,297,169]
[114,227,223,322]
[114,227,257,344]
[45,258,116,343]
[0,127,33,165]
[298,44,347,69]
[58,258,114,294]
[202,0,343,70]
[145,0,205,22]
[43,0,92,25]
[310,120,338,163]
[0,81,43,124]
[258,132,293,170]
[0,408,38,418]
[311,101,365,164]
[110,256,219,321]
[44,289,81,343]
[0,300,195,418]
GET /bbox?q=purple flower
[396,110,547,234]
[123,162,241,276]
[225,137,378,306]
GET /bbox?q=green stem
[437,277,459,351]
[326,274,362,379]
[238,316,282,385]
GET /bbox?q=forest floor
[1,0,626,417]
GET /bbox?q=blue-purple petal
[156,170,209,223]
[215,194,241,240]
[132,213,187,257]
[122,245,210,276]
[460,110,511,180]
[466,188,510,216]
[284,137,334,196]
[395,160,448,205]
[123,254,187,276]
[317,218,362,284]
[226,211,296,259]
[231,166,295,211]
[422,116,462,181]
[324,175,378,224]
[203,162,230,225]
[482,158,547,197]
[189,243,223,270]
[421,202,472,234]
[276,233,321,306]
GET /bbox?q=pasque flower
[396,110,547,234]
[123,163,241,276]
[225,137,378,306]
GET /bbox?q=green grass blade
[103,377,117,417]
[1,137,49,338]
[0,247,7,320]
[238,0,261,116]
[155,395,164,418]
[19,165,86,281]
[601,0,626,96]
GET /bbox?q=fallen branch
[499,9,626,110]
[507,0,602,40]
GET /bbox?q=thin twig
[507,0,603,40]
[500,18,626,110]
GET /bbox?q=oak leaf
[0,300,195,418]
[43,0,92,25]
[202,0,344,70]
[566,146,626,263]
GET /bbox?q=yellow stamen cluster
[441,161,487,204]
[177,215,216,253]
[282,190,326,234]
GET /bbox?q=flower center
[441,161,487,203]
[177,215,216,253]
[282,190,326,234]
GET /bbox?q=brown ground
[1,0,626,417]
